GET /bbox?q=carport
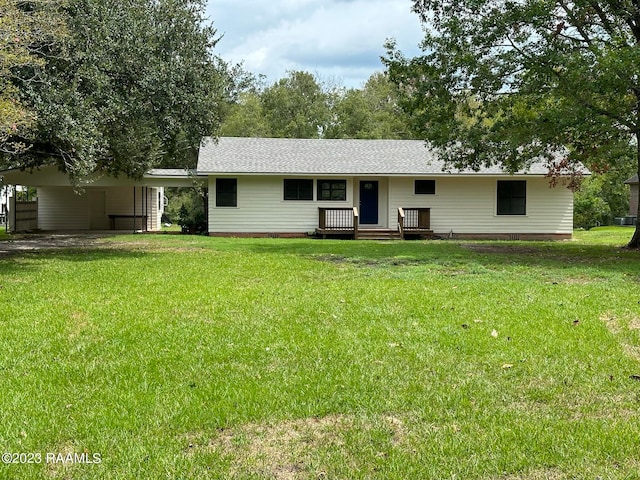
[0,166,204,233]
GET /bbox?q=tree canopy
[2,0,229,179]
[1,0,65,156]
[325,72,417,139]
[384,0,640,247]
[220,70,418,140]
[261,71,332,138]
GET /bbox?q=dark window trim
[216,178,237,207]
[496,180,526,216]
[317,179,347,201]
[415,179,436,195]
[283,179,314,201]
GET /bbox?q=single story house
[1,137,584,239]
[199,137,582,240]
[0,165,202,232]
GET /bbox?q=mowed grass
[1,227,640,479]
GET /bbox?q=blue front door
[359,181,379,224]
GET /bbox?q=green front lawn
[1,228,639,479]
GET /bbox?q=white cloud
[206,0,423,88]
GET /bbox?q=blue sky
[204,0,425,88]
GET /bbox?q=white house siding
[208,176,353,233]
[38,187,90,230]
[37,186,163,231]
[207,175,573,236]
[387,176,573,235]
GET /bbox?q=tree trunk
[627,135,640,248]
[629,223,640,249]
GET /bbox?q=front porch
[316,207,433,240]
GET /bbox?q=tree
[384,0,640,247]
[1,1,65,155]
[219,70,333,139]
[326,72,417,139]
[573,178,612,229]
[220,91,273,137]
[574,153,636,228]
[165,187,207,233]
[219,71,271,137]
[3,0,228,180]
[260,71,332,138]
[218,70,417,140]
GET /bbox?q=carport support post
[143,186,147,232]
[10,186,16,233]
[146,186,149,232]
[133,186,137,233]
[144,186,148,232]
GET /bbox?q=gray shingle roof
[196,137,555,176]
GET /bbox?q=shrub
[164,187,207,233]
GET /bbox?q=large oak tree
[1,1,65,155]
[384,0,640,247]
[2,0,229,180]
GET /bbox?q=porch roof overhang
[143,169,205,187]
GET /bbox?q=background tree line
[219,70,418,140]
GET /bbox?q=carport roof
[0,165,204,187]
[145,169,202,178]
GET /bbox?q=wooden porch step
[357,229,402,240]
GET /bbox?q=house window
[415,180,436,195]
[318,180,346,201]
[497,180,526,215]
[284,179,313,200]
[216,178,237,207]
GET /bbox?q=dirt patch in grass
[600,312,622,334]
[600,310,640,335]
[312,254,350,264]
[622,344,640,363]
[44,441,77,478]
[0,233,110,257]
[312,254,424,268]
[600,312,640,362]
[461,244,542,255]
[187,414,406,479]
[0,233,214,258]
[67,311,89,340]
[560,276,594,285]
[312,254,450,269]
